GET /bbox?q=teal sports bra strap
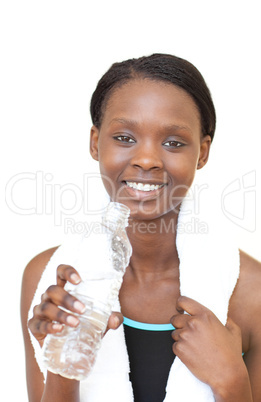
[123,316,175,331]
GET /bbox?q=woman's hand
[171,296,249,398]
[28,264,123,346]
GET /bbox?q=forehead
[102,79,201,131]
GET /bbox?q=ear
[90,125,99,161]
[197,135,211,169]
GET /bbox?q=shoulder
[235,249,261,308]
[21,246,59,326]
[232,249,261,304]
[231,249,261,313]
[21,246,59,293]
[239,249,261,277]
[229,250,261,350]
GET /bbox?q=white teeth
[126,182,164,192]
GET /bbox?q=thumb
[104,312,123,335]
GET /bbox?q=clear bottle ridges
[42,202,132,380]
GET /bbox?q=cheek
[166,151,198,184]
[164,152,198,206]
[98,159,117,198]
[98,139,130,176]
[98,150,125,199]
[98,151,124,177]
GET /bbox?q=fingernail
[73,300,86,314]
[113,316,120,327]
[66,315,79,327]
[52,323,63,332]
[70,273,81,284]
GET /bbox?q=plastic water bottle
[42,202,132,380]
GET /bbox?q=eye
[163,140,184,148]
[113,135,136,143]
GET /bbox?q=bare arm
[21,249,82,401]
[41,373,80,402]
[21,247,123,402]
[171,297,253,402]
[21,247,57,401]
[229,251,261,402]
[171,250,261,401]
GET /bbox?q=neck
[126,211,180,279]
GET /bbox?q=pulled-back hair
[90,53,216,141]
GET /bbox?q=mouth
[120,180,168,204]
[125,181,166,192]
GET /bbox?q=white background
[1,1,260,400]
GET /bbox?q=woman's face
[90,79,211,220]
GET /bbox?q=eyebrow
[109,118,139,128]
[109,118,192,133]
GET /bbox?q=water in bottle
[42,202,132,380]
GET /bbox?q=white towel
[28,180,240,402]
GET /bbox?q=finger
[41,285,86,314]
[56,264,82,288]
[108,312,123,330]
[33,301,80,328]
[171,328,182,342]
[177,296,209,316]
[104,312,123,336]
[172,336,184,357]
[170,313,191,329]
[28,316,64,341]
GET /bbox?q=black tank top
[123,317,176,402]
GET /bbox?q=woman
[21,54,261,401]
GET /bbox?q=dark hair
[90,53,216,141]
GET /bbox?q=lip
[122,180,168,200]
[122,179,168,186]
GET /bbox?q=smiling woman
[90,78,211,220]
[21,54,261,402]
[88,54,214,223]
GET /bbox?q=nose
[130,140,163,171]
